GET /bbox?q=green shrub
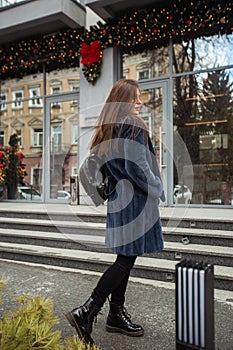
[0,278,6,305]
[0,278,100,350]
[64,336,98,350]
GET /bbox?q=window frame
[0,92,7,111]
[51,125,62,152]
[32,127,43,147]
[29,87,42,107]
[12,90,23,109]
[0,130,5,146]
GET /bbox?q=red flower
[81,41,101,66]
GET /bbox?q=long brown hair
[90,79,148,154]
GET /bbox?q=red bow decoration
[81,40,101,66]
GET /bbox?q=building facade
[0,0,233,207]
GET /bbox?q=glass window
[51,86,61,109]
[52,125,62,152]
[123,47,169,80]
[0,93,7,110]
[32,167,42,187]
[72,124,78,144]
[0,131,5,146]
[29,87,42,107]
[173,33,233,74]
[32,128,43,147]
[72,167,78,176]
[51,86,60,95]
[1,67,80,202]
[12,90,23,109]
[173,68,233,205]
[139,70,149,80]
[72,86,79,104]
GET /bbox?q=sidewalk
[0,259,233,350]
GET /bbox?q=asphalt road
[0,260,233,350]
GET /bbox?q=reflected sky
[191,33,233,70]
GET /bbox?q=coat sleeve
[123,127,163,199]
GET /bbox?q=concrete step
[160,207,233,231]
[0,217,106,234]
[0,228,232,267]
[0,207,107,223]
[0,204,232,290]
[0,217,232,247]
[0,242,232,291]
[0,205,233,229]
[162,226,233,247]
[0,228,109,252]
[157,241,233,267]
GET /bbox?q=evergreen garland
[0,0,232,83]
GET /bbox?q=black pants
[92,254,137,308]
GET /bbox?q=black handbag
[79,153,112,206]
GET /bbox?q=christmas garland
[0,134,27,199]
[0,150,6,187]
[0,0,232,84]
[0,29,83,79]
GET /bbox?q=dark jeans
[92,254,137,308]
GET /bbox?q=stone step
[0,228,232,267]
[0,205,233,230]
[160,207,233,231]
[0,242,232,291]
[158,241,233,268]
[0,217,232,247]
[162,226,233,246]
[0,207,107,223]
[0,228,109,253]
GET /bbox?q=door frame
[139,79,173,206]
[43,91,79,203]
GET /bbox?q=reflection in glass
[123,47,169,80]
[0,83,43,200]
[173,33,233,73]
[173,68,233,205]
[140,87,163,150]
[49,100,78,200]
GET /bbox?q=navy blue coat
[104,120,164,256]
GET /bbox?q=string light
[0,0,232,82]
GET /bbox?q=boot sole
[65,312,95,346]
[105,324,144,337]
[65,312,85,340]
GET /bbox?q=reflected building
[0,0,233,206]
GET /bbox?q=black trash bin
[176,260,214,350]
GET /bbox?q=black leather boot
[106,302,144,337]
[65,296,101,345]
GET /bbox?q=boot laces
[122,306,132,321]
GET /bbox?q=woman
[66,78,165,345]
